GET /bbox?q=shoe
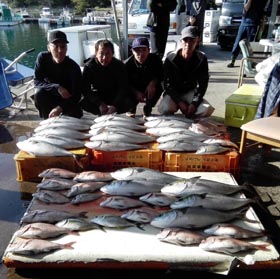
[227,62,235,68]
[143,104,152,117]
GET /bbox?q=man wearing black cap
[158,26,214,118]
[33,30,83,119]
[124,37,163,117]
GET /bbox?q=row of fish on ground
[7,167,270,256]
[16,114,239,155]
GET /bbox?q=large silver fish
[67,181,106,197]
[35,127,91,140]
[90,215,140,229]
[56,218,99,231]
[204,223,266,239]
[170,193,255,211]
[100,180,164,197]
[195,144,232,155]
[73,170,113,182]
[110,167,179,184]
[89,130,155,144]
[85,140,145,151]
[21,209,87,224]
[90,120,146,131]
[32,190,70,204]
[71,193,103,205]
[161,177,249,197]
[150,207,248,229]
[7,238,75,256]
[14,222,77,239]
[38,168,77,179]
[144,118,191,129]
[158,140,203,152]
[32,134,85,149]
[39,115,93,126]
[157,131,209,143]
[199,236,270,254]
[34,121,90,132]
[145,115,193,124]
[89,126,147,136]
[37,177,76,191]
[157,228,206,246]
[94,114,145,125]
[17,139,73,157]
[146,127,188,137]
[100,196,146,210]
[139,192,177,207]
[121,207,161,223]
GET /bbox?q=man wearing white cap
[158,26,214,118]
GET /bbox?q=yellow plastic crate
[14,148,89,182]
[163,151,240,179]
[90,143,163,171]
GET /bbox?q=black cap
[48,30,69,44]
[180,26,199,40]
[132,37,150,49]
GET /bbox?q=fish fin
[78,211,88,218]
[62,241,76,250]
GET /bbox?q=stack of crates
[203,10,220,43]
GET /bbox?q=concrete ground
[1,42,280,278]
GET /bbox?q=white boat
[0,2,23,26]
[57,7,72,26]
[38,7,57,24]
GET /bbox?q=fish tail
[63,241,76,250]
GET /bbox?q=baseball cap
[180,26,199,40]
[132,37,149,49]
[48,30,69,44]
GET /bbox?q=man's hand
[186,103,197,117]
[99,103,109,115]
[48,106,62,118]
[58,86,71,99]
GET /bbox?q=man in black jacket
[33,30,83,119]
[80,39,134,115]
[158,26,214,118]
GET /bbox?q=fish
[85,140,145,151]
[100,196,147,210]
[157,131,209,143]
[144,118,191,129]
[39,115,93,126]
[170,193,255,211]
[203,138,239,149]
[90,215,141,229]
[32,190,70,204]
[73,170,113,182]
[31,134,86,149]
[161,177,249,197]
[20,210,87,224]
[199,236,270,255]
[139,192,177,207]
[35,127,91,140]
[121,207,161,223]
[94,113,145,125]
[89,126,147,136]
[7,238,75,256]
[38,168,77,179]
[89,130,155,144]
[34,121,90,132]
[71,193,103,205]
[100,180,164,197]
[17,139,73,157]
[56,218,99,231]
[110,167,179,184]
[145,115,193,124]
[150,207,248,229]
[67,181,106,197]
[90,120,146,131]
[146,127,188,137]
[36,177,76,191]
[195,144,232,155]
[158,140,203,152]
[204,223,267,239]
[14,222,78,239]
[157,228,206,246]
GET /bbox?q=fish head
[150,210,178,229]
[161,179,190,196]
[121,209,151,223]
[110,168,135,180]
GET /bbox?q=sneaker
[143,104,152,117]
[227,62,235,68]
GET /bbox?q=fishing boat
[57,7,72,26]
[38,7,57,25]
[0,2,23,26]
